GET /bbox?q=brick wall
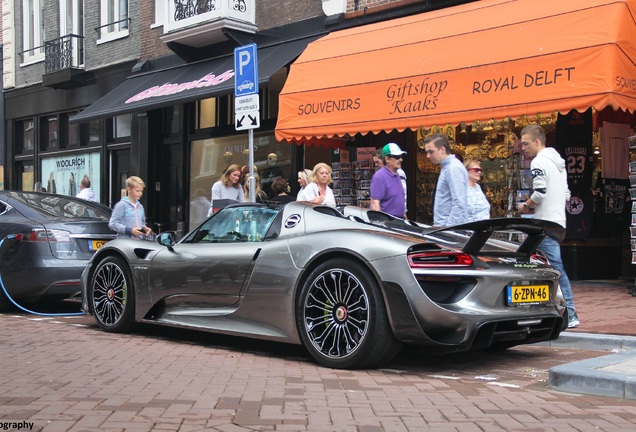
[346,0,423,15]
[257,0,324,31]
[139,0,171,60]
[11,0,142,88]
[82,0,141,70]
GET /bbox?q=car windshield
[186,205,279,243]
[12,192,110,219]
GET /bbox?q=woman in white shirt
[464,159,491,222]
[207,164,245,217]
[302,163,336,208]
[295,169,313,201]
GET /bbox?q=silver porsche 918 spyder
[81,202,567,369]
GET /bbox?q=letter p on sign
[234,44,258,97]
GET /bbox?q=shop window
[196,98,217,129]
[195,96,233,131]
[97,0,129,44]
[76,119,101,147]
[15,119,35,154]
[17,162,35,192]
[41,152,101,199]
[87,120,101,144]
[107,115,131,141]
[188,132,292,228]
[40,115,59,151]
[60,113,79,148]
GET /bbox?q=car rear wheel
[297,258,401,369]
[90,256,135,332]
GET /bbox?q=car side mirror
[157,231,177,248]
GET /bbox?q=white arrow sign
[235,110,260,131]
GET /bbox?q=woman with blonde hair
[240,165,258,187]
[207,164,245,217]
[464,159,491,222]
[243,173,268,203]
[301,162,336,207]
[295,168,313,201]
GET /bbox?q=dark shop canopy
[275,0,636,141]
[71,36,319,123]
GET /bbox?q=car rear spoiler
[338,206,564,258]
[384,217,564,257]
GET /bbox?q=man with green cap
[370,143,407,218]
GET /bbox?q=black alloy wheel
[90,256,136,333]
[297,258,401,369]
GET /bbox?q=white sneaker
[567,318,580,328]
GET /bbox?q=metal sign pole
[234,43,259,203]
[248,128,255,203]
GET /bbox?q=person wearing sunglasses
[370,143,407,218]
[463,159,491,222]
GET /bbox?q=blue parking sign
[234,44,258,96]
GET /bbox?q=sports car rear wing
[390,217,564,258]
[339,206,564,259]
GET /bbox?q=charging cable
[0,237,85,317]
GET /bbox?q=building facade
[1,0,466,235]
[1,0,329,237]
[4,0,630,280]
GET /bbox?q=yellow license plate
[507,284,550,304]
[90,240,108,251]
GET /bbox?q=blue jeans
[538,236,577,320]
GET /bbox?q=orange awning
[275,0,636,141]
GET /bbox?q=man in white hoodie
[517,124,579,329]
[76,176,98,202]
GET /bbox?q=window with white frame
[60,0,84,66]
[98,0,129,43]
[22,0,45,62]
[153,0,164,27]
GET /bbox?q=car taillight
[15,229,77,259]
[408,251,473,268]
[21,229,72,243]
[530,253,549,265]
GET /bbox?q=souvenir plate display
[631,136,636,268]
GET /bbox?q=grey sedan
[0,191,116,311]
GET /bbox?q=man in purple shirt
[370,143,407,218]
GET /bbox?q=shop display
[330,148,377,208]
[629,135,636,295]
[414,123,522,222]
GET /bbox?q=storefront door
[158,141,184,237]
[109,148,130,208]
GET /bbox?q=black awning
[70,36,319,123]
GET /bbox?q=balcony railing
[164,0,255,36]
[18,45,45,63]
[44,34,84,74]
[174,0,217,21]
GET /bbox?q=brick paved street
[1,286,636,432]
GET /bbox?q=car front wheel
[90,256,136,333]
[297,258,401,369]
